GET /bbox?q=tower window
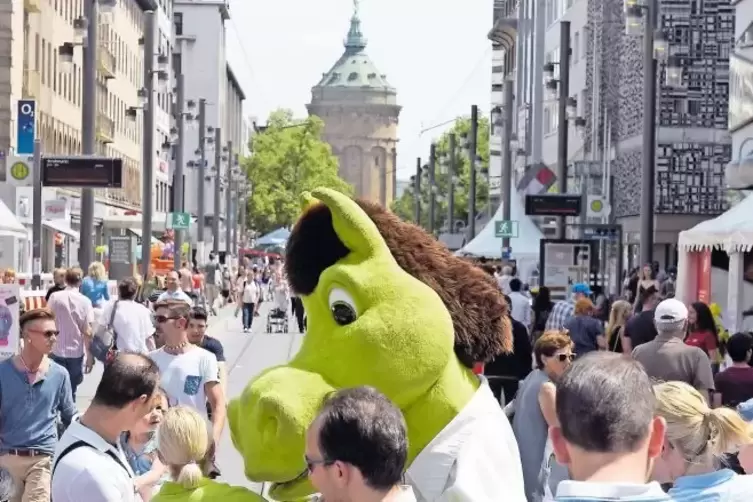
[348,72,359,81]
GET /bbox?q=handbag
[90,301,119,364]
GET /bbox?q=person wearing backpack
[51,353,161,502]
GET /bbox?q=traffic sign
[501,247,513,260]
[495,220,519,238]
[168,212,191,230]
[5,156,33,186]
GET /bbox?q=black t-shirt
[624,310,658,349]
[200,336,226,363]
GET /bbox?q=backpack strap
[52,440,132,479]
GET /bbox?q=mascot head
[228,188,511,500]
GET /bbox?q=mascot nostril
[229,188,525,502]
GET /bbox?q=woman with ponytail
[652,381,753,500]
[151,407,263,502]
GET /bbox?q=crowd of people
[4,250,753,502]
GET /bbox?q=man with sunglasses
[305,386,416,502]
[0,308,77,502]
[149,301,226,466]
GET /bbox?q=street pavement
[75,301,305,495]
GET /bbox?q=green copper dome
[314,1,394,91]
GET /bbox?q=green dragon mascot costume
[228,188,526,501]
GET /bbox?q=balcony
[97,41,116,79]
[22,69,41,99]
[96,112,115,144]
[24,0,41,13]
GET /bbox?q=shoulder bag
[90,301,120,364]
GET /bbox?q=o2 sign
[16,99,36,156]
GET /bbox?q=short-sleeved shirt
[545,301,575,331]
[47,288,94,358]
[563,315,604,357]
[204,262,220,286]
[52,419,137,502]
[149,346,219,422]
[685,329,718,356]
[715,366,753,407]
[200,336,226,363]
[632,336,715,392]
[624,310,658,348]
[99,300,155,354]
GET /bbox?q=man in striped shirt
[545,283,591,332]
[47,267,95,402]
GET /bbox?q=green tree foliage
[390,115,490,232]
[242,109,352,234]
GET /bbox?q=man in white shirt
[99,277,155,354]
[549,353,669,501]
[508,278,531,330]
[149,301,226,449]
[157,271,193,305]
[496,266,513,295]
[306,386,417,502]
[51,353,161,502]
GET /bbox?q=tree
[391,115,490,233]
[242,109,352,234]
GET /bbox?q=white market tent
[0,199,29,239]
[457,190,543,279]
[677,193,753,332]
[678,193,753,253]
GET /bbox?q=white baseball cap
[654,298,688,325]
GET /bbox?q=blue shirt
[80,277,110,307]
[555,480,670,501]
[0,358,77,455]
[120,431,158,476]
[669,468,753,501]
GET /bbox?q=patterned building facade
[583,0,733,263]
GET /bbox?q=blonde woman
[605,299,632,353]
[152,407,263,501]
[81,261,110,309]
[652,381,753,499]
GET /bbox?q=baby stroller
[266,280,290,333]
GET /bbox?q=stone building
[306,3,400,205]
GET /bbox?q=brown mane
[356,200,512,365]
[285,198,512,368]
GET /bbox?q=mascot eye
[328,288,358,326]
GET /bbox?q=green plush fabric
[228,188,479,501]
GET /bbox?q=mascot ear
[300,191,317,212]
[310,187,390,260]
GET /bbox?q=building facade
[174,0,245,252]
[729,0,753,195]
[0,0,157,272]
[492,0,733,268]
[306,5,400,205]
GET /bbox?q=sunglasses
[153,315,184,324]
[557,353,576,362]
[25,328,59,339]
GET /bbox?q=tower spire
[344,0,367,53]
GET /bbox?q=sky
[224,0,492,181]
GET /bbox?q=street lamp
[623,0,683,265]
[59,0,119,272]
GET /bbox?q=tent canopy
[0,200,29,239]
[458,193,543,260]
[256,227,291,247]
[679,193,753,252]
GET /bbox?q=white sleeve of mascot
[438,413,526,502]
